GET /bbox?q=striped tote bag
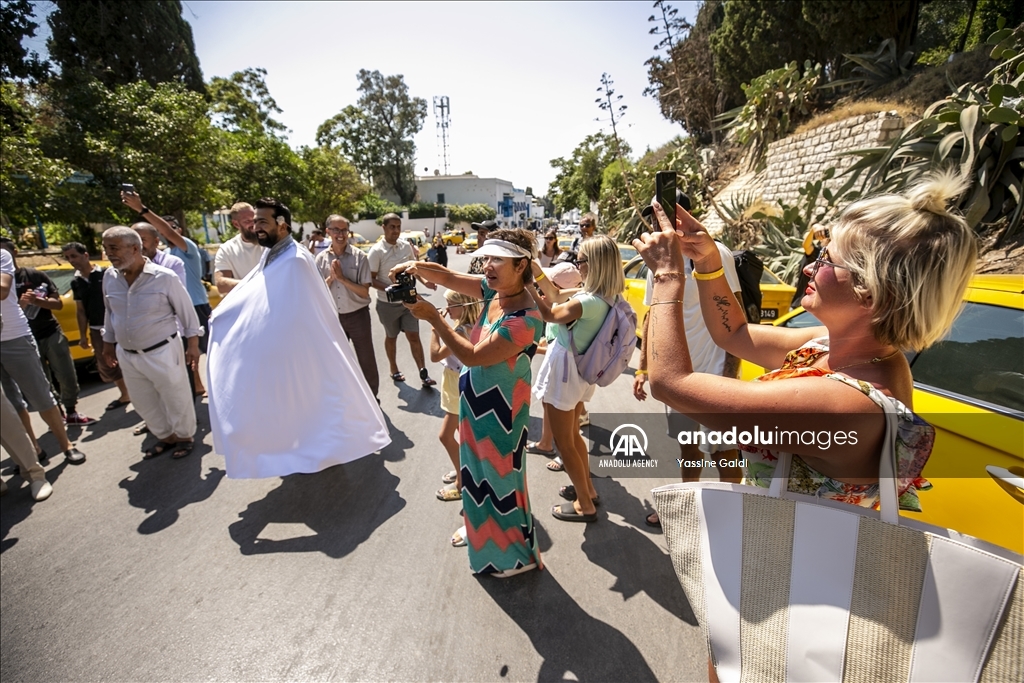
[652,401,1023,683]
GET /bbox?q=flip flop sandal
[451,525,467,548]
[441,470,458,484]
[133,424,150,436]
[558,485,601,505]
[420,368,436,387]
[143,442,175,460]
[526,442,557,457]
[391,372,406,382]
[551,502,597,523]
[546,456,564,472]
[645,512,662,528]
[106,399,129,411]
[436,483,462,501]
[171,441,195,459]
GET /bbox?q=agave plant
[823,38,916,96]
[843,20,1024,238]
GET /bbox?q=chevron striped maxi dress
[459,280,545,574]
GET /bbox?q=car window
[618,245,638,262]
[778,310,821,328]
[43,270,76,296]
[624,259,648,280]
[760,269,783,285]
[910,301,1024,414]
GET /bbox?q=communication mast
[433,95,451,175]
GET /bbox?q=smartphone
[655,170,677,229]
[121,183,136,194]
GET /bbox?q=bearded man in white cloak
[207,197,390,478]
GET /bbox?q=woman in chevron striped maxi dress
[397,228,545,577]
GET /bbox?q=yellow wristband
[535,271,546,281]
[693,267,725,281]
[634,369,648,376]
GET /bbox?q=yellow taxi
[622,255,796,335]
[738,275,1024,553]
[38,261,223,364]
[463,234,479,252]
[758,267,797,322]
[617,243,638,266]
[557,236,576,252]
[442,230,464,246]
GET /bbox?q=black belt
[123,334,177,354]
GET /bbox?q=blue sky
[27,1,699,196]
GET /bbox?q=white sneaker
[30,480,53,501]
[579,409,590,427]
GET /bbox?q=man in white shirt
[0,247,86,465]
[101,227,202,460]
[633,195,743,527]
[214,202,264,294]
[367,213,435,388]
[315,215,379,400]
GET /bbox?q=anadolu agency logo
[599,424,659,469]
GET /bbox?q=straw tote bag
[652,400,1023,683]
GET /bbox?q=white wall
[350,216,450,242]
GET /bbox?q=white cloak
[207,237,390,478]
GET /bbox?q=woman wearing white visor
[392,229,545,577]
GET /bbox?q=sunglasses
[576,257,589,265]
[809,247,849,279]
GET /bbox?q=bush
[356,193,401,221]
[407,202,444,219]
[446,203,496,225]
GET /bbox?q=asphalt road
[1,248,709,682]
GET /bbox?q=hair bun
[906,170,968,215]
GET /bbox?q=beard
[256,231,278,248]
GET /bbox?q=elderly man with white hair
[100,227,202,460]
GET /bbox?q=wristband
[693,267,725,281]
[140,206,151,215]
[534,271,546,281]
[634,369,648,376]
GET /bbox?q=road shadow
[478,570,659,682]
[0,457,72,552]
[393,377,443,417]
[379,412,412,463]
[580,479,697,626]
[227,453,405,557]
[118,430,224,534]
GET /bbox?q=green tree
[297,145,367,226]
[1,0,49,80]
[216,128,306,216]
[548,133,624,214]
[208,67,286,135]
[645,0,725,143]
[79,80,221,217]
[46,0,204,92]
[316,69,427,205]
[1,82,72,232]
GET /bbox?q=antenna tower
[433,95,451,175]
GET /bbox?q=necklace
[828,348,901,373]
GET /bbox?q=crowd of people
[1,175,979,593]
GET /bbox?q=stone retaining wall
[703,111,906,235]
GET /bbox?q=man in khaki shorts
[367,213,436,388]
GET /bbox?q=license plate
[760,308,778,320]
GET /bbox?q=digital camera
[385,271,418,304]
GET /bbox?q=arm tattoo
[713,294,733,333]
[722,352,740,379]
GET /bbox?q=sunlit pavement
[1,249,707,682]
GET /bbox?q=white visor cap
[474,239,533,259]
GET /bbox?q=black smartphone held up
[121,183,136,194]
[655,170,677,229]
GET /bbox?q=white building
[415,174,543,228]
